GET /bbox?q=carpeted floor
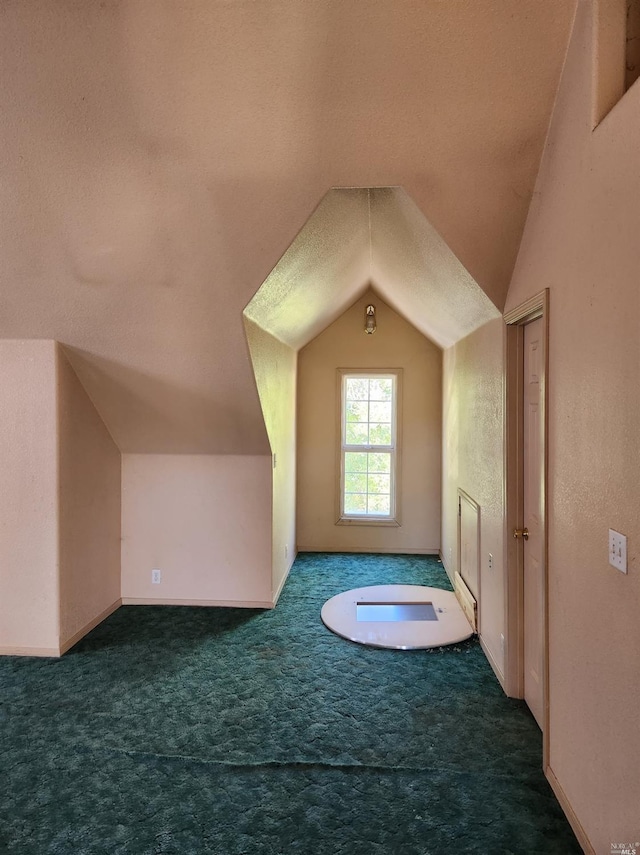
[0,553,580,854]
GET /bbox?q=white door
[523,317,544,729]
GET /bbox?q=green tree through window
[340,372,398,520]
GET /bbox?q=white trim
[271,553,296,607]
[59,598,122,655]
[457,488,481,629]
[297,546,439,555]
[0,645,62,658]
[439,550,456,586]
[479,636,505,689]
[545,766,595,855]
[0,599,123,658]
[121,597,274,608]
[454,571,477,633]
[336,368,403,525]
[335,517,400,527]
[504,289,550,766]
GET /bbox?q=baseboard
[439,550,455,585]
[297,547,439,555]
[120,597,273,608]
[545,765,595,854]
[272,552,296,607]
[59,598,122,655]
[479,635,505,690]
[0,645,61,657]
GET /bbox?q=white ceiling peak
[244,187,501,351]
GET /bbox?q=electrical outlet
[273,453,277,469]
[609,529,627,574]
[500,634,505,653]
[488,553,493,571]
[284,544,288,559]
[152,568,162,584]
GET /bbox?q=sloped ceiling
[243,189,372,350]
[0,0,576,453]
[244,188,500,350]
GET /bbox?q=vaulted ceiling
[0,0,576,453]
[244,188,501,350]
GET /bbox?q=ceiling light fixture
[364,304,376,334]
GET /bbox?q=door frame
[503,288,550,766]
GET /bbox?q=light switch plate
[609,529,627,574]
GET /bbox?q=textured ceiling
[244,190,372,350]
[0,0,576,453]
[244,188,500,350]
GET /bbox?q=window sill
[336,516,401,527]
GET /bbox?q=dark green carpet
[0,553,580,854]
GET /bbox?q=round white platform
[321,584,473,650]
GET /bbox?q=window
[337,370,401,525]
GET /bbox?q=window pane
[344,493,367,514]
[346,423,368,445]
[368,494,391,514]
[368,423,391,445]
[345,473,367,493]
[345,452,367,473]
[369,401,391,423]
[346,378,369,401]
[368,452,390,473]
[369,378,392,401]
[367,473,390,494]
[341,373,396,520]
[345,401,368,423]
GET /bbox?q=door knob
[513,528,529,540]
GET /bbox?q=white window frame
[336,368,402,527]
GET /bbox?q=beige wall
[441,318,506,680]
[0,340,59,654]
[121,454,272,606]
[57,345,121,650]
[504,3,640,849]
[244,319,297,601]
[0,2,575,457]
[297,290,441,553]
[592,0,626,124]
